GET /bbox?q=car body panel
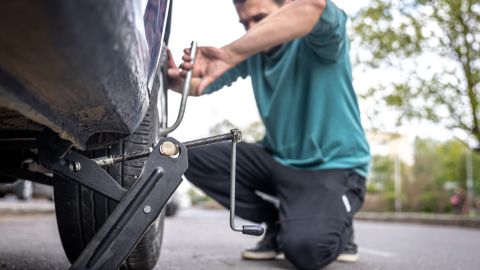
[0,0,170,149]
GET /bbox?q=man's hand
[166,49,184,93]
[180,46,237,96]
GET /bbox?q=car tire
[54,87,165,270]
[165,200,179,217]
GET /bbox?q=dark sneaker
[336,242,359,262]
[242,223,282,260]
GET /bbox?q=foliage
[352,0,480,146]
[366,138,480,213]
[186,187,213,206]
[369,155,395,191]
[367,154,411,210]
[418,191,442,213]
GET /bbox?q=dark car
[0,0,174,269]
[0,179,35,200]
[0,179,54,200]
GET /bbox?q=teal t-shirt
[204,0,370,176]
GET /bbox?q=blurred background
[163,0,480,216]
[0,1,478,269]
[1,0,478,218]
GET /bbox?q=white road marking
[360,247,397,258]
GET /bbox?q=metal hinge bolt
[159,141,179,157]
[70,161,81,172]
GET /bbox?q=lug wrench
[159,40,198,136]
[93,41,199,168]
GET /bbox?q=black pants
[185,142,366,270]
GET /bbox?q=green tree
[367,138,480,213]
[411,139,452,212]
[410,138,480,213]
[352,0,480,147]
[369,155,395,192]
[368,155,412,211]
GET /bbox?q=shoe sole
[336,253,359,263]
[275,252,285,260]
[242,250,280,260]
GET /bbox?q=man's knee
[184,145,226,185]
[184,149,203,184]
[280,223,344,270]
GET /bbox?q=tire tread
[54,90,164,270]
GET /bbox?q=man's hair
[233,0,285,6]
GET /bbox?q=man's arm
[167,48,248,96]
[181,0,327,94]
[202,60,248,94]
[223,0,327,66]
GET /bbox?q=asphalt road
[0,208,479,270]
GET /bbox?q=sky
[165,0,457,146]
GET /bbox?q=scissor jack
[38,129,263,270]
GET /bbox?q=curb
[355,212,480,229]
[0,201,54,216]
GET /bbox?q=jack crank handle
[229,129,264,236]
